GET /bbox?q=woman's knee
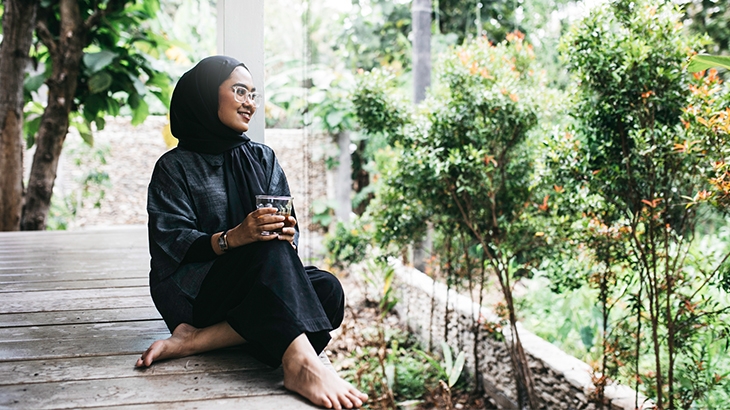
[308,268,345,326]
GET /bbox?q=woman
[136,55,367,410]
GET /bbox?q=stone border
[390,260,654,410]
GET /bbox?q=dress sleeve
[181,234,216,263]
[147,159,209,281]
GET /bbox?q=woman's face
[218,66,257,133]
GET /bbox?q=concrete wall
[390,260,653,410]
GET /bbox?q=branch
[676,249,730,325]
[673,305,730,333]
[84,0,126,31]
[35,19,57,56]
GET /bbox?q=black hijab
[169,56,269,226]
[170,55,250,154]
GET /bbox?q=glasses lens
[232,87,246,103]
[252,94,263,107]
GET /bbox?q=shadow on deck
[0,225,323,409]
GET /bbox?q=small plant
[324,219,370,271]
[416,342,467,410]
[361,259,398,317]
[311,198,337,230]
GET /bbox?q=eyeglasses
[231,86,263,107]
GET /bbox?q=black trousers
[192,240,344,368]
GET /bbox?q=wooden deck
[0,225,325,409]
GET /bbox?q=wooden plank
[0,288,153,314]
[0,349,268,386]
[0,225,146,242]
[0,277,148,292]
[0,227,331,409]
[0,269,148,283]
[0,307,160,328]
[0,369,307,409]
[0,258,147,270]
[91,395,319,410]
[0,330,169,362]
[0,320,166,343]
[0,296,153,315]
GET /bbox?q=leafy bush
[546,0,730,407]
[324,219,371,271]
[353,33,553,409]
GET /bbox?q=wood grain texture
[0,306,161,328]
[0,227,323,409]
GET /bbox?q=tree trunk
[0,0,38,231]
[22,0,87,230]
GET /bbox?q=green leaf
[326,110,345,129]
[131,98,149,126]
[441,342,453,373]
[579,325,595,349]
[688,54,730,73]
[24,73,46,92]
[83,51,117,73]
[385,363,395,390]
[94,116,106,131]
[128,73,147,95]
[128,92,140,109]
[415,349,444,376]
[24,116,41,148]
[448,351,465,388]
[83,94,105,123]
[106,98,120,116]
[70,118,94,146]
[88,72,113,93]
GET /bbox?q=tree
[354,33,547,409]
[436,0,517,43]
[684,0,730,54]
[552,0,730,407]
[0,0,173,231]
[0,0,38,231]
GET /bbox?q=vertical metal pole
[412,0,432,271]
[217,0,265,143]
[412,0,432,104]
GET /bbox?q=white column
[217,0,265,143]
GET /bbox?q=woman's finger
[257,214,285,226]
[260,221,285,232]
[251,207,278,218]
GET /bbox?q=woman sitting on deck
[136,55,367,410]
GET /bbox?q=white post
[217,0,265,143]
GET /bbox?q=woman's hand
[227,207,286,248]
[277,215,297,249]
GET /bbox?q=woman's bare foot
[282,334,368,409]
[135,323,198,367]
[135,321,245,368]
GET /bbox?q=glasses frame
[231,85,263,107]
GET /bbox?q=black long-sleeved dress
[146,142,343,367]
